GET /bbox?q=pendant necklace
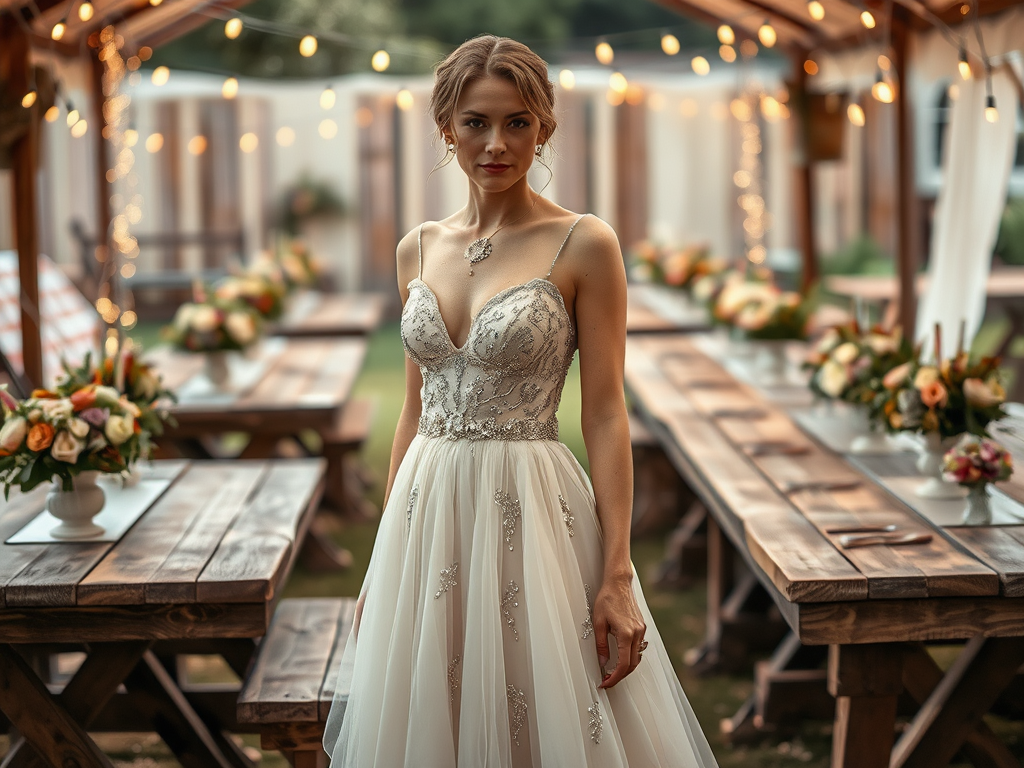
[464,192,540,275]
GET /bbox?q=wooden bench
[237,597,355,768]
[320,398,376,519]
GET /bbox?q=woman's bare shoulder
[558,212,621,276]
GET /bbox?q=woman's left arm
[569,217,645,690]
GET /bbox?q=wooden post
[791,52,818,293]
[828,643,902,768]
[2,21,44,389]
[90,50,111,303]
[892,6,918,341]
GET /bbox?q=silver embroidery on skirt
[507,684,528,747]
[581,584,594,639]
[560,494,575,537]
[435,562,459,599]
[495,490,522,551]
[501,580,520,641]
[588,700,603,744]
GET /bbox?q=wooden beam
[892,5,918,341]
[791,52,818,293]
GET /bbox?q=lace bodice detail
[402,277,576,441]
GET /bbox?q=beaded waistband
[417,413,559,442]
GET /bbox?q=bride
[323,34,718,767]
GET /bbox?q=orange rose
[919,381,948,409]
[70,388,97,412]
[27,422,55,452]
[30,389,57,399]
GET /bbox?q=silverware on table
[825,524,899,535]
[839,532,933,549]
[743,442,812,457]
[710,408,769,420]
[782,479,863,494]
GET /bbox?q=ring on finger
[639,640,649,652]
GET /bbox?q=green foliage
[994,198,1024,266]
[820,234,894,276]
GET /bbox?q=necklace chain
[464,193,540,274]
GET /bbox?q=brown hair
[429,35,556,147]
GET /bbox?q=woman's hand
[593,573,647,689]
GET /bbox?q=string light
[595,41,614,65]
[78,2,93,21]
[559,69,575,90]
[807,1,825,21]
[320,86,336,109]
[877,54,891,71]
[151,66,170,86]
[861,10,876,29]
[720,45,736,63]
[239,133,258,152]
[691,56,710,76]
[145,133,163,152]
[225,17,243,39]
[371,49,390,72]
[871,71,894,103]
[45,105,59,121]
[71,119,88,138]
[21,90,37,108]
[149,0,163,6]
[958,47,972,80]
[318,119,338,139]
[717,25,735,45]
[222,77,239,99]
[985,94,998,122]
[739,39,759,58]
[661,33,680,56]
[609,72,628,94]
[758,20,777,48]
[66,107,80,126]
[187,135,207,155]
[847,101,866,126]
[299,35,318,57]
[51,20,66,40]
[276,126,295,146]
[804,59,819,75]
[396,89,414,111]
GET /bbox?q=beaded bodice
[401,214,587,442]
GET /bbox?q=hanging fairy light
[861,10,876,29]
[51,20,67,40]
[717,25,735,45]
[595,41,614,65]
[225,17,243,39]
[985,94,998,122]
[299,35,318,57]
[222,77,239,99]
[804,58,819,75]
[691,56,710,76]
[21,89,37,108]
[847,101,866,126]
[720,45,737,63]
[739,39,759,58]
[807,1,825,21]
[559,69,576,90]
[371,49,390,71]
[151,66,170,86]
[758,20,777,48]
[45,105,59,121]
[276,126,295,146]
[609,72,628,94]
[320,86,336,109]
[396,89,414,111]
[871,71,894,103]
[78,2,94,21]
[66,106,80,126]
[239,132,258,153]
[70,119,88,137]
[661,33,680,56]
[958,47,972,80]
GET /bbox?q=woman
[323,35,718,767]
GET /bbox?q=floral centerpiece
[943,435,1014,524]
[164,296,261,354]
[629,240,726,293]
[277,239,325,290]
[713,278,815,341]
[805,322,914,405]
[214,272,287,321]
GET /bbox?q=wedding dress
[323,214,718,767]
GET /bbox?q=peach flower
[27,422,55,452]
[919,381,948,409]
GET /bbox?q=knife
[839,532,933,548]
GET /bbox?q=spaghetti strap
[546,213,589,278]
[417,224,424,278]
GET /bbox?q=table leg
[0,644,115,768]
[892,636,1024,768]
[828,643,902,768]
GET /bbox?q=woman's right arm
[382,357,422,508]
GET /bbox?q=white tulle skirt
[323,434,718,767]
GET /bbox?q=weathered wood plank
[318,597,356,720]
[197,460,325,603]
[947,527,1024,598]
[0,486,51,607]
[4,542,112,607]
[237,598,346,723]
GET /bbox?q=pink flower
[883,362,912,390]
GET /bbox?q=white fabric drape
[916,68,1020,358]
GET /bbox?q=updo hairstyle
[429,35,557,149]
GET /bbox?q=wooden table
[0,458,325,768]
[148,337,367,459]
[626,283,711,334]
[625,334,1024,768]
[270,291,385,338]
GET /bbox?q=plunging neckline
[408,276,573,352]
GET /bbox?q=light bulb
[717,25,735,45]
[719,45,736,63]
[985,95,998,123]
[958,49,971,80]
[609,72,628,94]
[807,1,825,21]
[861,10,876,29]
[66,108,80,126]
[559,69,575,90]
[847,102,866,126]
[71,119,87,138]
[44,105,59,122]
[239,132,258,153]
[21,90,37,108]
[871,75,894,104]
[396,89,414,111]
[758,21,777,48]
[804,59,819,75]
[691,56,710,76]
[299,35,318,57]
[151,66,170,86]
[595,41,614,65]
[225,17,243,39]
[661,33,680,56]
[51,21,66,40]
[222,77,238,99]
[276,127,295,147]
[78,2,93,21]
[320,86,336,109]
[371,50,390,72]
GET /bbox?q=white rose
[174,304,197,331]
[136,371,158,401]
[816,328,841,354]
[191,305,220,333]
[225,311,256,346]
[818,359,850,398]
[865,333,898,356]
[39,398,74,420]
[50,430,86,463]
[26,408,43,424]
[105,414,134,446]
[94,386,122,407]
[831,342,860,365]
[68,418,90,439]
[0,416,28,451]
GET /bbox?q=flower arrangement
[0,383,146,496]
[163,296,261,353]
[214,272,288,321]
[712,277,815,341]
[942,435,1014,487]
[629,240,726,293]
[872,328,1007,439]
[805,322,914,404]
[277,239,325,290]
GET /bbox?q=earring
[447,141,456,153]
[535,144,543,157]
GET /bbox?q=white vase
[962,484,992,525]
[848,410,897,454]
[204,351,231,390]
[915,432,967,499]
[47,471,106,539]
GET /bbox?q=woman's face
[449,75,542,192]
